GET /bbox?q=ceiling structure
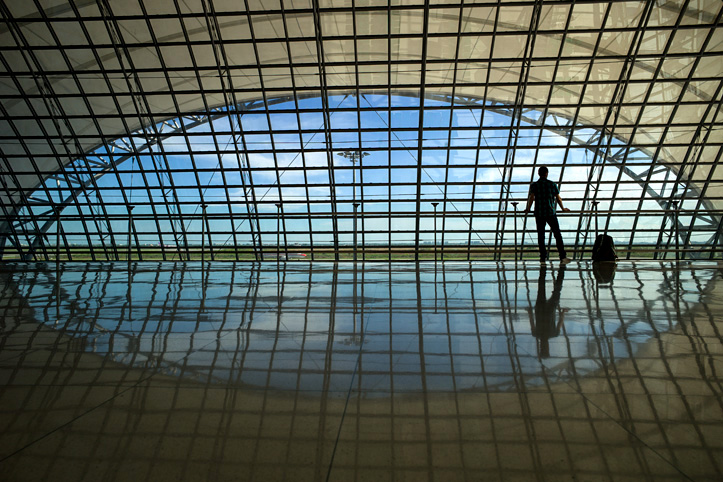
[0,0,722,261]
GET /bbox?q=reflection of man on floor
[528,264,568,358]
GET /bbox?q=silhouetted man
[525,166,570,263]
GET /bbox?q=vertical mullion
[198,0,264,260]
[98,0,195,261]
[142,0,222,261]
[15,5,103,260]
[494,0,542,261]
[0,5,98,261]
[530,1,575,258]
[312,0,340,260]
[241,1,289,253]
[387,0,392,260]
[36,0,122,261]
[681,92,723,248]
[279,0,315,260]
[576,0,656,252]
[560,3,613,256]
[0,154,34,259]
[631,5,723,257]
[351,0,366,261]
[606,0,701,256]
[467,3,501,261]
[413,0,431,261]
[69,1,147,261]
[438,2,466,261]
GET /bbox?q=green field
[3,245,707,262]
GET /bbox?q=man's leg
[547,215,567,259]
[535,216,547,261]
[536,263,547,304]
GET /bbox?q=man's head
[538,166,549,178]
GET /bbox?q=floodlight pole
[591,200,599,260]
[54,180,61,307]
[353,202,361,261]
[432,202,440,312]
[276,203,282,266]
[672,200,679,262]
[511,202,519,262]
[201,203,207,267]
[127,205,135,272]
[54,200,61,322]
[432,203,439,262]
[592,201,599,237]
[337,151,369,261]
[276,203,282,300]
[56,179,61,265]
[55,206,61,264]
[54,203,61,302]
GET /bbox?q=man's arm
[556,307,569,331]
[556,194,570,213]
[524,191,534,213]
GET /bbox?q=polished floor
[0,260,721,481]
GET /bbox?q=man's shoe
[561,257,571,264]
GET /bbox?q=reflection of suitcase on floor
[592,234,618,262]
[593,260,616,284]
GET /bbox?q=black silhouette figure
[528,264,568,358]
[524,166,571,263]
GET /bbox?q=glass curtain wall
[0,0,721,261]
[5,93,718,261]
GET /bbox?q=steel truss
[5,93,304,261]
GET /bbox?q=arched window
[7,94,720,261]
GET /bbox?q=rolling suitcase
[592,234,617,262]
